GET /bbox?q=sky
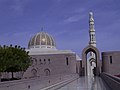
[0,0,120,57]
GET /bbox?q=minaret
[89,11,96,57]
[89,11,96,47]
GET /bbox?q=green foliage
[0,45,31,73]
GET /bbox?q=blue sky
[0,0,120,56]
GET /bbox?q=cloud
[56,0,62,2]
[54,30,69,36]
[64,14,86,23]
[74,8,86,13]
[64,15,80,23]
[13,31,33,37]
[0,31,34,47]
[10,0,29,16]
[61,7,87,24]
[53,0,63,2]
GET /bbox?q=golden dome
[28,32,56,49]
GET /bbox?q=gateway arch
[82,45,100,76]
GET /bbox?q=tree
[0,45,31,80]
[0,45,8,81]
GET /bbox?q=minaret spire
[89,11,96,47]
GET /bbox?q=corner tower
[89,11,96,47]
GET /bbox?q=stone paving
[56,76,108,90]
[0,75,109,90]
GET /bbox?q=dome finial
[89,11,93,16]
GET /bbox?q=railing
[100,72,120,90]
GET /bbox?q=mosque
[22,11,98,78]
[23,31,79,78]
[1,11,120,90]
[23,11,120,78]
[1,11,120,81]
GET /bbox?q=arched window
[31,69,37,77]
[44,68,50,76]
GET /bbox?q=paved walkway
[56,76,108,90]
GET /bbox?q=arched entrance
[82,45,100,76]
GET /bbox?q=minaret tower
[89,11,96,47]
[89,11,96,57]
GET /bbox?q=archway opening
[82,45,100,76]
[87,52,96,77]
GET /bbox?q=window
[94,35,95,41]
[33,58,37,65]
[110,56,112,64]
[44,59,46,64]
[66,57,69,65]
[39,59,42,64]
[48,59,50,64]
[92,34,93,41]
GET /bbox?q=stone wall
[102,51,120,75]
[23,53,76,78]
[0,73,79,90]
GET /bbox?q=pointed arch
[44,68,50,76]
[31,69,37,77]
[82,45,100,76]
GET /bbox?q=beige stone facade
[22,31,79,78]
[23,52,77,78]
[102,51,120,75]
